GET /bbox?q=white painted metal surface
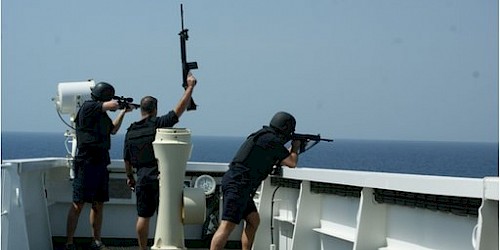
[1,158,498,250]
[252,167,498,250]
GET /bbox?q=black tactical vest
[125,117,158,167]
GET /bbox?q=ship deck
[51,237,240,250]
[55,247,213,250]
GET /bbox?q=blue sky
[1,0,498,142]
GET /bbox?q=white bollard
[151,128,192,250]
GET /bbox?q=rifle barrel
[180,4,184,30]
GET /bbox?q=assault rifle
[179,4,198,111]
[271,133,333,176]
[291,133,333,154]
[113,96,140,110]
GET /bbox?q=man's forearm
[173,86,194,117]
[111,110,127,134]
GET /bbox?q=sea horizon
[1,131,498,178]
[2,130,498,144]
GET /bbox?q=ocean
[1,131,498,178]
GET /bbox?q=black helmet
[270,111,296,135]
[91,82,115,101]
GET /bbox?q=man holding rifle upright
[123,73,197,250]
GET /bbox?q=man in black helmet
[210,111,301,250]
[123,73,197,250]
[65,82,133,250]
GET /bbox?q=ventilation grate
[374,189,481,216]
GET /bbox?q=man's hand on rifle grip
[186,72,197,89]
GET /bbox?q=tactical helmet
[270,111,296,135]
[91,82,115,101]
